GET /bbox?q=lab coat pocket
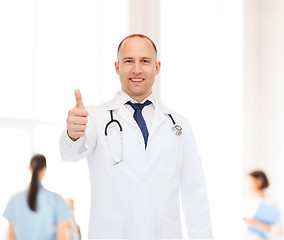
[161,217,182,239]
[92,215,123,238]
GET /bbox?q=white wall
[161,1,243,239]
[244,0,284,213]
[244,0,284,237]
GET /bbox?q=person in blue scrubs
[3,154,73,240]
[243,170,283,240]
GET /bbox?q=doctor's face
[115,37,161,102]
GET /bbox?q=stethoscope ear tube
[105,110,123,136]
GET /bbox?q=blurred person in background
[243,170,283,240]
[3,154,72,240]
[65,198,81,240]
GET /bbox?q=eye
[142,59,150,64]
[124,59,133,64]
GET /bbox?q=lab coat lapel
[149,96,168,138]
[104,92,137,127]
[116,106,137,127]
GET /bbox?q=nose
[132,62,142,75]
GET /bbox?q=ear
[115,61,120,75]
[155,61,161,76]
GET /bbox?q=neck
[122,90,152,103]
[256,190,265,198]
[126,90,152,103]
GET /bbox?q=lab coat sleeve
[59,112,97,162]
[180,121,213,239]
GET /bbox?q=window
[0,0,129,238]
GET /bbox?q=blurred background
[0,0,284,239]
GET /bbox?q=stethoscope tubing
[104,110,123,136]
[104,110,182,165]
[105,111,177,137]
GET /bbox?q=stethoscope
[104,110,182,165]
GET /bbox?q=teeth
[131,78,143,82]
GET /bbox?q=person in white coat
[60,34,213,239]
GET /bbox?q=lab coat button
[142,178,147,183]
[142,218,147,222]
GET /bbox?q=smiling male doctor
[60,34,213,239]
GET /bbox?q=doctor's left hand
[66,89,88,141]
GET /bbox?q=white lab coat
[60,92,212,239]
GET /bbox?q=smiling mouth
[129,78,144,82]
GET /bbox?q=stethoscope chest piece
[168,114,182,135]
[172,124,182,135]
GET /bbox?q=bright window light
[0,0,34,119]
[0,1,129,239]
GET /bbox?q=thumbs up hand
[67,89,88,141]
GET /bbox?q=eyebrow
[122,57,152,60]
[141,57,152,60]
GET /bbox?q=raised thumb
[74,89,84,108]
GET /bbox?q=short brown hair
[249,170,270,190]
[117,34,157,60]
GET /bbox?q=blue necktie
[126,100,152,149]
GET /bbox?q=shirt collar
[39,181,44,189]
